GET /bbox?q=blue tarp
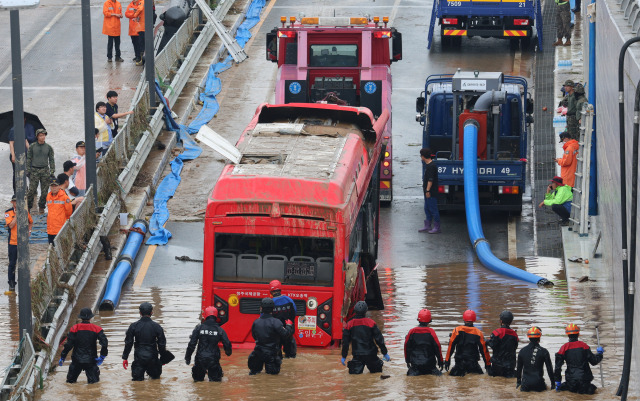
[146,82,203,245]
[186,0,266,134]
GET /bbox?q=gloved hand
[438,360,444,371]
[341,357,346,366]
[285,319,293,326]
[383,354,391,362]
[185,357,191,366]
[555,381,562,391]
[123,359,129,370]
[58,358,64,367]
[444,360,450,371]
[95,355,105,366]
[597,346,604,355]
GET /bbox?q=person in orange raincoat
[103,0,123,62]
[125,0,141,62]
[133,0,145,65]
[556,131,579,187]
[46,177,73,245]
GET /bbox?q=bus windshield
[309,44,358,67]
[214,233,334,286]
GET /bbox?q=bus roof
[208,103,385,213]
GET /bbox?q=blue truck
[415,71,534,213]
[427,0,543,50]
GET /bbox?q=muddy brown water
[36,257,624,400]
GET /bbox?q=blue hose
[463,121,552,286]
[99,220,148,310]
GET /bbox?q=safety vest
[556,0,569,5]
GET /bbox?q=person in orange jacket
[133,0,145,65]
[46,176,73,245]
[125,0,141,63]
[556,131,579,187]
[103,0,123,62]
[5,195,33,293]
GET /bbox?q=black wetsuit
[555,339,603,394]
[185,316,232,381]
[487,326,519,377]
[122,316,167,381]
[404,324,443,376]
[516,341,555,392]
[248,313,294,375]
[61,322,108,384]
[341,315,388,374]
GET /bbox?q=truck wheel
[509,38,520,51]
[520,36,532,50]
[452,37,462,48]
[441,35,451,48]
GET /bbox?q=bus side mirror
[416,97,425,113]
[391,29,402,62]
[266,30,278,63]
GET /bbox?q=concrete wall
[597,0,640,394]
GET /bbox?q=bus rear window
[309,44,358,67]
[213,233,334,286]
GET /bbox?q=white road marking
[0,0,79,86]
[388,0,404,25]
[508,216,517,260]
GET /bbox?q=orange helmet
[463,309,476,322]
[203,306,218,319]
[527,326,542,339]
[565,323,580,335]
[418,309,432,323]
[269,280,282,292]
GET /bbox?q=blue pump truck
[427,0,543,50]
[415,70,534,214]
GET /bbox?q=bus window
[309,44,358,67]
[214,233,334,286]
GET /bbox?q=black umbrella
[0,111,45,144]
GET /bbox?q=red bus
[202,103,388,347]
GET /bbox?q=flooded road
[37,255,622,400]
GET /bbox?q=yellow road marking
[508,216,518,260]
[133,243,157,288]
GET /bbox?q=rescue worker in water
[248,298,294,375]
[269,279,297,358]
[185,306,232,382]
[444,309,492,376]
[59,308,108,384]
[341,301,390,374]
[516,326,555,392]
[404,308,444,376]
[555,323,604,394]
[122,302,168,381]
[487,310,519,378]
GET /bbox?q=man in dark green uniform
[574,83,588,134]
[27,129,55,214]
[563,80,579,140]
[553,0,571,46]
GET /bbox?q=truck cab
[266,16,402,203]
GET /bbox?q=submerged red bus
[202,103,388,347]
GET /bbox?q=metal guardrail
[569,104,594,236]
[5,1,235,398]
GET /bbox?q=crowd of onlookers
[4,91,133,292]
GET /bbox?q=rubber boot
[552,39,563,46]
[418,220,432,233]
[428,222,441,234]
[563,39,571,46]
[100,236,112,260]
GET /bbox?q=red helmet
[203,306,218,319]
[418,309,432,323]
[462,309,476,322]
[527,326,542,339]
[269,280,282,292]
[565,323,580,336]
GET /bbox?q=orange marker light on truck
[290,16,296,23]
[373,16,380,23]
[383,161,390,167]
[383,16,389,23]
